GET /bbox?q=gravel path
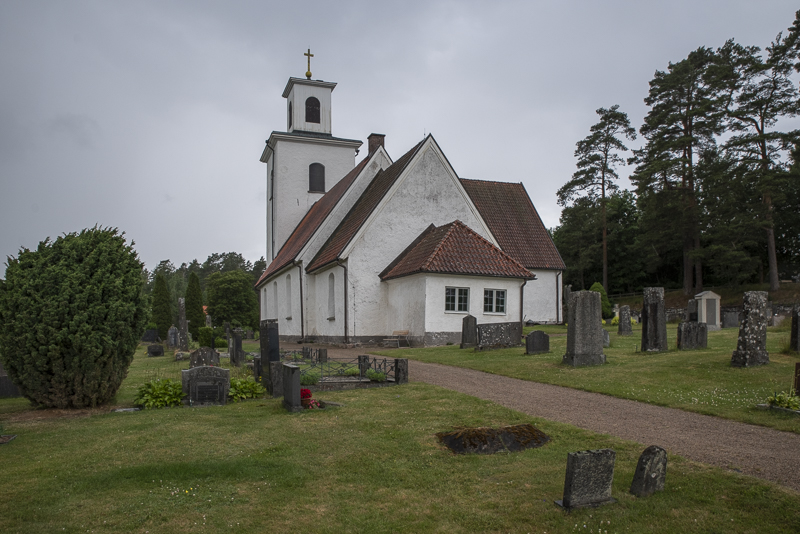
[409,360,800,493]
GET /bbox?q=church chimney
[367,133,385,155]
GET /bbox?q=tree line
[553,11,800,296]
[146,252,265,339]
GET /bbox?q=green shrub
[366,369,386,382]
[198,327,214,348]
[134,378,184,409]
[151,273,173,341]
[0,227,148,408]
[344,367,360,377]
[215,338,228,349]
[767,389,800,411]
[589,282,614,319]
[229,377,266,402]
[300,372,320,385]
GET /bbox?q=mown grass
[1,346,799,532]
[377,323,800,434]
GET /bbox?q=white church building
[255,73,565,346]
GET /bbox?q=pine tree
[151,273,173,340]
[185,271,205,339]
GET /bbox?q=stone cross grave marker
[630,445,667,497]
[282,364,302,412]
[617,305,632,336]
[182,366,229,406]
[178,298,189,351]
[555,449,617,510]
[731,291,769,367]
[167,325,179,348]
[460,314,477,349]
[526,331,549,354]
[677,322,707,350]
[562,291,605,366]
[641,287,667,352]
[189,347,220,368]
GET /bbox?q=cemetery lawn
[0,347,799,533]
[378,324,800,434]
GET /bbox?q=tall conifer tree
[185,271,204,339]
[151,273,173,340]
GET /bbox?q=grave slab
[630,445,667,497]
[556,449,617,510]
[641,287,667,352]
[562,291,605,366]
[526,331,549,354]
[181,366,229,406]
[617,305,632,336]
[677,322,708,350]
[460,314,477,349]
[731,291,769,367]
[189,347,220,368]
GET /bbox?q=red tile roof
[255,156,371,287]
[380,220,535,281]
[460,179,565,271]
[306,139,425,273]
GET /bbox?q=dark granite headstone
[253,356,262,382]
[617,305,632,336]
[178,298,189,351]
[526,331,549,354]
[630,445,667,497]
[182,366,229,406]
[685,299,698,322]
[282,364,302,412]
[269,361,283,398]
[677,322,708,350]
[436,424,550,455]
[602,329,610,348]
[722,311,740,329]
[460,314,477,349]
[230,328,243,367]
[141,329,159,343]
[146,344,164,357]
[731,291,769,367]
[562,291,605,366]
[791,305,799,353]
[641,287,667,352]
[563,284,572,322]
[189,347,220,368]
[556,449,617,510]
[260,319,280,395]
[167,325,179,348]
[476,321,522,349]
[318,348,328,363]
[394,359,409,384]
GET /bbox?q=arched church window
[285,274,292,320]
[305,97,320,124]
[309,163,325,193]
[327,272,335,320]
[272,282,278,319]
[288,101,293,129]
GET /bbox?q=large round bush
[0,227,148,408]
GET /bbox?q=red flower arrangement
[301,388,312,399]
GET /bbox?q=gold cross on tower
[304,48,314,79]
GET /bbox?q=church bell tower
[261,51,362,261]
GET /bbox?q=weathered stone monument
[602,329,610,348]
[695,291,721,331]
[630,445,667,497]
[394,358,409,384]
[790,305,799,353]
[731,291,769,367]
[146,344,164,357]
[476,322,522,349]
[230,328,244,367]
[167,325,179,348]
[260,319,280,395]
[641,287,667,352]
[555,449,617,510]
[460,314,477,349]
[182,366,229,406]
[526,331,549,354]
[563,284,572,323]
[562,291,605,366]
[677,322,708,350]
[685,299,698,322]
[617,305,632,336]
[282,363,302,412]
[178,298,189,351]
[722,311,739,329]
[189,347,220,368]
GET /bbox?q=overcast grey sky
[1,1,798,276]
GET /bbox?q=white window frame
[483,289,506,314]
[445,287,469,313]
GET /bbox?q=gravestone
[602,329,610,348]
[205,314,213,328]
[731,291,770,367]
[282,364,302,412]
[189,347,220,368]
[563,284,572,322]
[181,366,229,406]
[641,287,667,352]
[146,344,164,357]
[178,298,189,351]
[685,299,698,322]
[246,330,254,340]
[677,322,708,350]
[394,359,409,384]
[562,291,605,366]
[260,319,280,395]
[476,322,522,349]
[695,291,721,331]
[317,348,328,363]
[791,305,799,353]
[460,314,478,349]
[526,331,549,354]
[269,361,284,398]
[230,328,243,367]
[617,305,632,336]
[253,356,262,382]
[794,363,800,394]
[722,311,740,329]
[167,325,179,348]
[630,445,667,498]
[141,328,159,343]
[555,449,617,510]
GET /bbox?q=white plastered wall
[523,269,562,324]
[423,274,523,332]
[286,83,333,135]
[260,267,303,337]
[306,264,347,339]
